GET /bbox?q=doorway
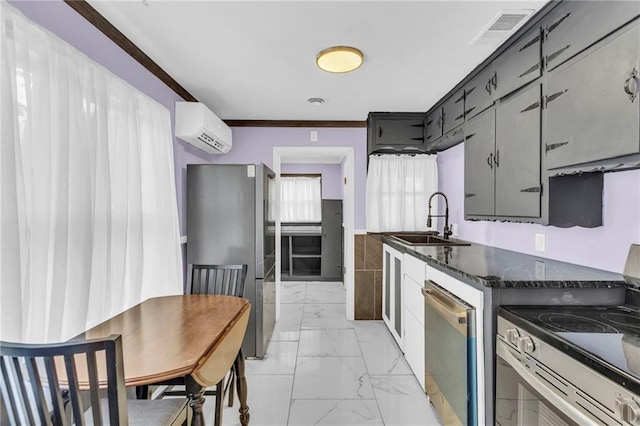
[273,147,355,321]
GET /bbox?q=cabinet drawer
[544,1,640,71]
[403,274,424,325]
[404,254,426,284]
[546,22,640,170]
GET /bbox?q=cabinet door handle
[495,150,500,167]
[378,126,383,138]
[492,72,498,89]
[487,152,494,169]
[485,81,492,95]
[624,68,638,102]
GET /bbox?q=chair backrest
[188,264,248,297]
[0,335,127,426]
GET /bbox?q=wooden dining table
[74,294,251,426]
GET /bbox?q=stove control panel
[497,315,640,426]
[518,336,535,353]
[617,397,640,425]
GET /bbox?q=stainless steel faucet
[427,191,452,240]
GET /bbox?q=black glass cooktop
[502,305,640,385]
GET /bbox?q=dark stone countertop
[381,235,627,289]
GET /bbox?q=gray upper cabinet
[545,20,640,170]
[495,85,541,218]
[464,85,542,219]
[425,109,443,144]
[464,65,495,120]
[442,90,465,134]
[464,108,496,216]
[543,1,640,71]
[367,112,426,154]
[493,27,542,100]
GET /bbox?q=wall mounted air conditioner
[175,102,232,154]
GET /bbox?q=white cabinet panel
[404,308,425,391]
[403,274,424,326]
[382,244,404,350]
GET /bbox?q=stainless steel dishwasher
[423,280,477,426]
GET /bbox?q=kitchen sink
[389,233,471,246]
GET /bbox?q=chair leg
[136,385,149,400]
[227,368,235,407]
[214,379,224,426]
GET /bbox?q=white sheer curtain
[280,176,322,223]
[366,154,439,232]
[0,4,183,343]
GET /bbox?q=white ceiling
[87,0,548,121]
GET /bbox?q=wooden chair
[0,334,187,426]
[141,264,248,426]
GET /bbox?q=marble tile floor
[201,281,443,426]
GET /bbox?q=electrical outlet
[535,233,545,253]
[180,235,187,244]
[535,260,546,280]
[310,130,318,142]
[451,223,459,237]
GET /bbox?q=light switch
[310,131,318,142]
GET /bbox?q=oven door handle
[423,286,467,334]
[496,341,600,425]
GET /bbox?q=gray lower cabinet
[320,200,343,280]
[493,26,542,100]
[465,85,542,219]
[546,20,640,170]
[543,1,640,71]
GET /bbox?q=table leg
[185,375,207,426]
[234,349,250,426]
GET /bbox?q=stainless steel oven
[423,280,477,426]
[496,309,640,426]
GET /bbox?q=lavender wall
[173,127,368,230]
[438,143,640,273]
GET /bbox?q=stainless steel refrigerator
[187,164,275,359]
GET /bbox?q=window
[280,175,322,223]
[366,155,439,232]
[1,3,182,343]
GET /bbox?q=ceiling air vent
[470,10,534,45]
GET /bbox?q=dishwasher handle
[423,281,469,336]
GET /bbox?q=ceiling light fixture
[316,46,364,73]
